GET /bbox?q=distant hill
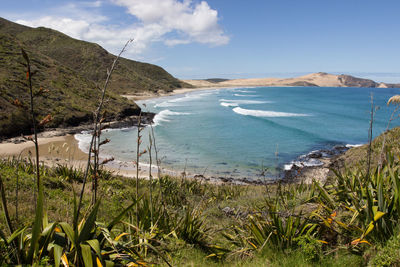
[204,78,230,83]
[0,17,190,138]
[184,72,400,88]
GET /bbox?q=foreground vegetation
[1,145,400,266]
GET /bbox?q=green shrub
[294,235,322,262]
[370,234,400,267]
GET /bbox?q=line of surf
[232,107,310,117]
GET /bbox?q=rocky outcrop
[337,75,378,88]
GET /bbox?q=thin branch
[23,49,40,191]
[148,132,153,226]
[366,93,374,179]
[136,111,142,229]
[378,104,400,170]
[75,39,133,228]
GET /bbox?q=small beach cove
[88,86,400,181]
[3,85,398,186]
[0,123,352,186]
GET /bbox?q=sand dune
[183,72,399,89]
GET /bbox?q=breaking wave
[219,99,269,104]
[155,92,214,108]
[232,107,310,117]
[153,110,192,126]
[220,102,239,107]
[234,94,259,97]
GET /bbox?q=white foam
[302,159,324,167]
[220,102,239,107]
[74,133,92,153]
[219,99,269,104]
[232,107,310,117]
[154,102,178,108]
[346,144,363,148]
[74,133,119,156]
[235,89,256,93]
[284,164,293,170]
[234,94,259,97]
[153,109,192,126]
[284,158,324,171]
[154,92,213,108]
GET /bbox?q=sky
[1,0,400,82]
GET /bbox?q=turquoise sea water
[76,86,400,179]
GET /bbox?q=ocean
[75,86,400,180]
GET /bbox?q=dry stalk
[150,124,162,179]
[15,152,23,224]
[75,39,133,228]
[22,49,40,191]
[148,133,153,226]
[378,97,400,170]
[366,93,377,179]
[136,111,142,229]
[150,123,167,213]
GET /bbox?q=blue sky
[1,0,400,81]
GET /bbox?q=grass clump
[369,234,400,266]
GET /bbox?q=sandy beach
[0,86,212,180]
[0,134,86,166]
[0,132,171,179]
[0,129,241,183]
[121,86,224,101]
[0,85,335,184]
[121,71,396,101]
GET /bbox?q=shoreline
[0,129,343,186]
[121,86,234,101]
[0,132,283,185]
[0,86,348,185]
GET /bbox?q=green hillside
[331,126,400,173]
[0,17,189,138]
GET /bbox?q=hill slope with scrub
[0,17,190,138]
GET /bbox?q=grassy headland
[0,17,191,138]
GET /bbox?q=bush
[294,235,322,262]
[370,234,400,267]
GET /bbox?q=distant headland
[183,72,400,89]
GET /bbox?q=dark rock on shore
[283,145,352,183]
[1,112,155,143]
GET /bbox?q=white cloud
[113,0,229,46]
[13,0,229,57]
[17,17,90,40]
[165,39,191,46]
